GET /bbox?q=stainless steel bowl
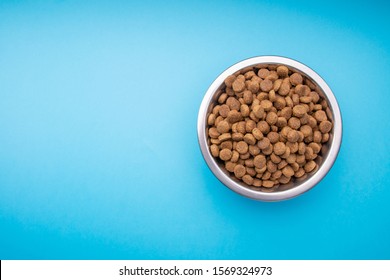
[197,56,342,201]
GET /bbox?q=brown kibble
[220,140,233,150]
[290,72,303,86]
[243,133,256,145]
[262,180,274,188]
[287,130,299,143]
[294,168,305,178]
[288,117,301,130]
[231,150,240,162]
[247,81,260,94]
[232,79,245,92]
[267,131,279,143]
[260,99,273,111]
[257,120,270,134]
[219,148,232,161]
[314,110,327,122]
[234,164,246,178]
[242,174,254,185]
[226,110,242,123]
[252,128,264,140]
[258,68,270,79]
[226,97,241,110]
[276,65,289,77]
[210,144,219,157]
[236,141,249,154]
[257,137,271,149]
[254,154,266,169]
[243,90,253,104]
[266,111,278,125]
[300,125,313,137]
[240,104,250,117]
[216,120,230,133]
[319,120,332,133]
[225,75,236,88]
[304,160,316,173]
[218,133,232,142]
[282,165,294,177]
[253,104,265,118]
[249,144,261,156]
[286,141,299,153]
[292,104,307,117]
[209,127,220,138]
[273,142,286,156]
[219,104,230,117]
[208,64,333,187]
[253,179,262,187]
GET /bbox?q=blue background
[1,0,389,260]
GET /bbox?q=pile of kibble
[207,65,333,188]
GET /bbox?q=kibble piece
[240,104,250,117]
[225,161,236,172]
[266,111,278,125]
[219,149,232,161]
[288,117,301,130]
[226,97,241,110]
[304,160,316,173]
[236,141,249,154]
[292,104,307,117]
[246,167,256,177]
[294,168,305,178]
[290,72,303,86]
[218,93,228,104]
[253,179,262,187]
[257,120,270,134]
[319,120,332,133]
[258,68,270,79]
[252,128,264,140]
[232,79,245,92]
[220,140,233,150]
[254,154,266,169]
[236,121,246,134]
[282,165,294,177]
[209,127,220,138]
[260,79,273,92]
[276,65,289,77]
[267,131,279,143]
[257,137,271,150]
[219,104,230,117]
[248,144,261,156]
[242,174,254,185]
[260,99,273,111]
[322,133,330,143]
[287,130,299,143]
[208,114,216,126]
[300,125,313,137]
[274,142,287,156]
[304,146,314,160]
[247,81,260,94]
[314,110,327,122]
[232,132,244,141]
[279,175,291,184]
[225,75,236,88]
[218,133,231,142]
[234,164,246,178]
[243,133,256,145]
[226,110,242,123]
[267,161,278,173]
[216,120,230,133]
[243,90,253,104]
[210,144,219,157]
[262,180,274,188]
[231,150,240,163]
[253,105,265,118]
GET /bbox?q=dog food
[207,64,333,188]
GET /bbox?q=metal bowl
[197,56,342,201]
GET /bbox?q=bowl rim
[197,55,342,201]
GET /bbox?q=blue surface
[1,0,390,260]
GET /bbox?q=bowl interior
[204,62,336,194]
